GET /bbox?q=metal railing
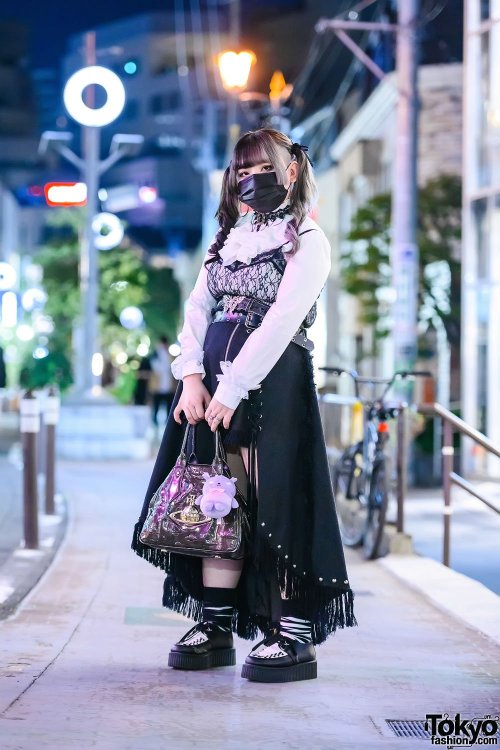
[318,391,500,567]
[418,402,500,567]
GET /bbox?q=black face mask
[237,171,288,213]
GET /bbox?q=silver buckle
[292,330,314,351]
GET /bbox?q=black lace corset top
[206,245,318,329]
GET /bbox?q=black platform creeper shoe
[168,621,236,670]
[241,632,317,683]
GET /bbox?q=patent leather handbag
[139,422,249,559]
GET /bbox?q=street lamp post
[39,69,143,396]
[81,123,99,395]
[217,50,256,160]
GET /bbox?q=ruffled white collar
[218,214,293,267]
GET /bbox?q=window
[473,197,489,279]
[149,91,182,115]
[480,0,490,20]
[123,99,139,120]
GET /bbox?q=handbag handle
[179,422,227,472]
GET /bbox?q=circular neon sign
[92,212,124,250]
[63,66,126,127]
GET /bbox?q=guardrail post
[442,419,453,567]
[44,386,60,515]
[396,407,406,533]
[389,404,413,555]
[21,389,40,549]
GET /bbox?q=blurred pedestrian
[150,336,175,425]
[133,354,152,406]
[132,129,357,683]
[101,356,117,388]
[0,344,6,389]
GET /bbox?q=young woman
[132,128,357,683]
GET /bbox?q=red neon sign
[44,182,87,207]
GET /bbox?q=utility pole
[316,0,420,376]
[392,0,419,373]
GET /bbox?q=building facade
[311,64,463,397]
[462,0,500,474]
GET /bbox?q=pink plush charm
[195,472,239,519]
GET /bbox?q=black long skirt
[131,320,358,645]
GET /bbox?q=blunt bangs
[233,134,273,171]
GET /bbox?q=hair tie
[291,142,313,167]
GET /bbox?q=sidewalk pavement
[0,460,498,750]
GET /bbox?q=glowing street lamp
[268,70,292,131]
[217,50,256,91]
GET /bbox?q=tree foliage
[341,174,461,349]
[20,209,180,390]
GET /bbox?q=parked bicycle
[319,367,431,560]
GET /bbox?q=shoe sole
[168,648,236,670]
[241,660,317,683]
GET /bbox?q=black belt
[211,297,314,352]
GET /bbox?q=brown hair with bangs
[204,128,317,266]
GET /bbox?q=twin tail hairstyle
[204,128,317,268]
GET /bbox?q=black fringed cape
[131,323,358,645]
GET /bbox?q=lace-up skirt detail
[202,321,256,451]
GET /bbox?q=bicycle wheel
[363,458,389,560]
[333,465,368,548]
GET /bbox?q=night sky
[1,0,300,70]
[1,0,198,68]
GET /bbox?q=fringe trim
[131,518,261,640]
[161,571,261,642]
[252,529,358,645]
[131,519,170,573]
[132,510,357,645]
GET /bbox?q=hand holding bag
[139,422,249,559]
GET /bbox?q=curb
[377,553,500,647]
[0,494,69,621]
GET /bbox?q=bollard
[36,390,46,484]
[44,386,60,515]
[21,389,40,549]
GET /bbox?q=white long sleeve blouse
[171,214,331,410]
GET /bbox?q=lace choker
[252,205,291,229]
